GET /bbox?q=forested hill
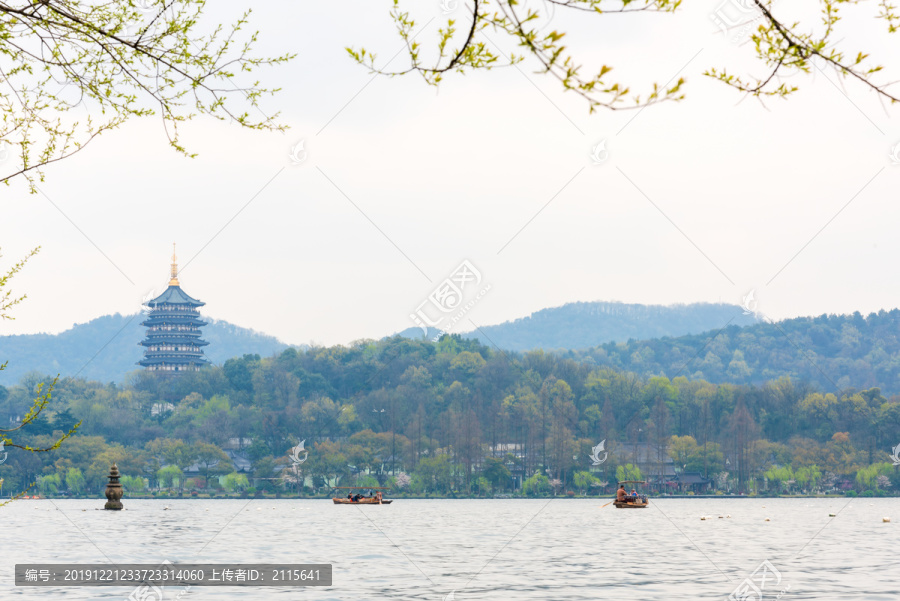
[0,313,289,385]
[3,334,898,498]
[398,301,758,351]
[571,309,900,394]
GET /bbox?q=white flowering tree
[394,471,411,489]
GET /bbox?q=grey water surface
[1,498,897,600]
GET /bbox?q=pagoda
[137,245,209,373]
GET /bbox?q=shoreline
[10,493,894,501]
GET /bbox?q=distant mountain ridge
[6,301,900,394]
[395,301,900,393]
[397,301,758,351]
[0,313,289,385]
[570,308,900,394]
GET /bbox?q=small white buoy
[829,513,836,517]
[257,507,262,511]
[718,515,724,519]
[765,518,771,522]
[700,516,706,520]
[884,517,891,523]
[726,515,732,518]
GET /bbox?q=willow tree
[1,247,80,505]
[0,1,292,190]
[350,0,899,110]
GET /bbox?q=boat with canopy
[331,486,392,504]
[613,480,649,508]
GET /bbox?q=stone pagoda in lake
[137,245,209,373]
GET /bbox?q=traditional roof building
[138,246,209,373]
[672,471,712,493]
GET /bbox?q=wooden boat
[332,486,392,505]
[613,480,649,509]
[332,496,393,505]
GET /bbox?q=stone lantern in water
[104,464,124,510]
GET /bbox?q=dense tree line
[571,309,900,395]
[1,335,899,497]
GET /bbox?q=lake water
[1,498,897,600]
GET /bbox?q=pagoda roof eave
[140,318,208,327]
[146,285,205,307]
[139,339,209,347]
[138,356,210,366]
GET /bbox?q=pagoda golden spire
[169,242,179,286]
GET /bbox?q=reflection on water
[1,498,897,599]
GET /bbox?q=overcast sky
[2,1,899,347]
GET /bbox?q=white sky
[1,0,899,347]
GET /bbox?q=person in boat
[630,488,637,499]
[347,493,353,501]
[616,485,627,503]
[375,491,382,502]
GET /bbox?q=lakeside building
[138,245,210,373]
[672,471,713,493]
[614,442,677,484]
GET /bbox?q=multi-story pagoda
[138,245,209,373]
